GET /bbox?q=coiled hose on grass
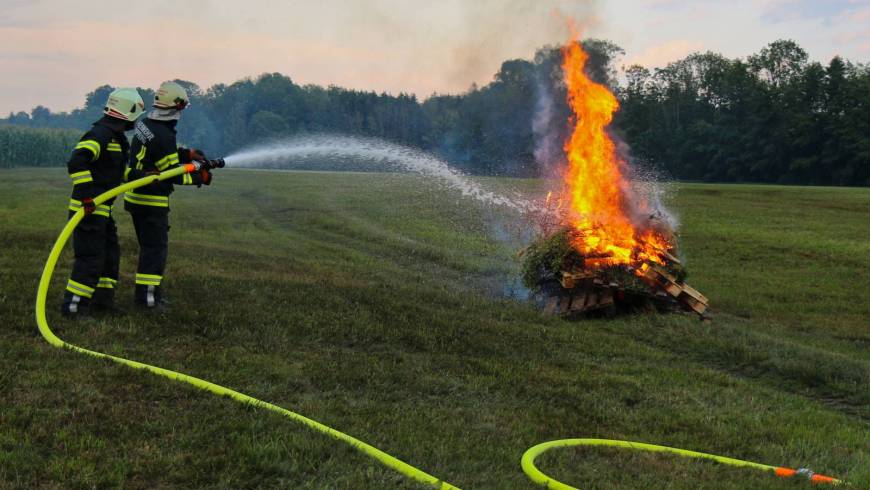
[521,439,841,488]
[35,165,842,488]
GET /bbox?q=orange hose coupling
[775,467,839,484]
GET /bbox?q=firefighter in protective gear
[124,81,213,308]
[61,88,147,317]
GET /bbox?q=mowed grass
[0,167,867,489]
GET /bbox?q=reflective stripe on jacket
[125,117,201,211]
[67,116,131,205]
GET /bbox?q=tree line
[617,40,870,186]
[2,39,868,186]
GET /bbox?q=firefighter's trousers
[130,210,169,307]
[61,212,120,314]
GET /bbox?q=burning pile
[521,36,708,319]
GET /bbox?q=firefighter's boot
[134,283,165,309]
[61,290,92,318]
[91,284,118,313]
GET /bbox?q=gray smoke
[532,75,563,179]
[615,137,680,232]
[443,1,599,92]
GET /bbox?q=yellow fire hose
[522,439,841,488]
[35,164,842,488]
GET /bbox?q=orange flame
[560,34,668,269]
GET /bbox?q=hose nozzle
[204,158,225,170]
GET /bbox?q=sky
[0,0,867,115]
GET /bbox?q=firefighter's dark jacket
[124,117,202,213]
[66,116,136,217]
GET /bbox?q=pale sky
[1,0,867,115]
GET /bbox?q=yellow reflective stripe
[182,173,193,185]
[70,170,93,185]
[135,279,161,286]
[124,195,169,207]
[69,199,112,216]
[93,203,112,217]
[97,277,117,289]
[107,142,122,152]
[124,167,132,182]
[135,146,146,170]
[66,279,95,298]
[74,140,100,160]
[155,152,179,171]
[124,191,169,208]
[125,191,168,201]
[135,273,162,286]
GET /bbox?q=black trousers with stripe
[62,212,120,313]
[130,210,169,304]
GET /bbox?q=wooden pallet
[638,262,709,317]
[543,259,709,319]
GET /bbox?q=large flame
[561,36,668,269]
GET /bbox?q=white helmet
[153,81,189,109]
[104,88,146,122]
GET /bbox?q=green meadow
[1,168,867,488]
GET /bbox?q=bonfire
[521,35,708,319]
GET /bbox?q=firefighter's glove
[82,197,96,216]
[189,148,206,162]
[199,168,212,186]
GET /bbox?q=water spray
[222,134,538,213]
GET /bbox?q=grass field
[1,167,868,489]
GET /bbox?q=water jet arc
[224,134,535,212]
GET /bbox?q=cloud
[641,0,694,10]
[845,6,870,21]
[0,0,604,113]
[623,39,705,68]
[0,0,40,27]
[761,0,868,23]
[1,0,867,114]
[0,20,398,113]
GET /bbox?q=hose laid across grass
[35,166,842,488]
[521,439,841,488]
[35,165,457,490]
